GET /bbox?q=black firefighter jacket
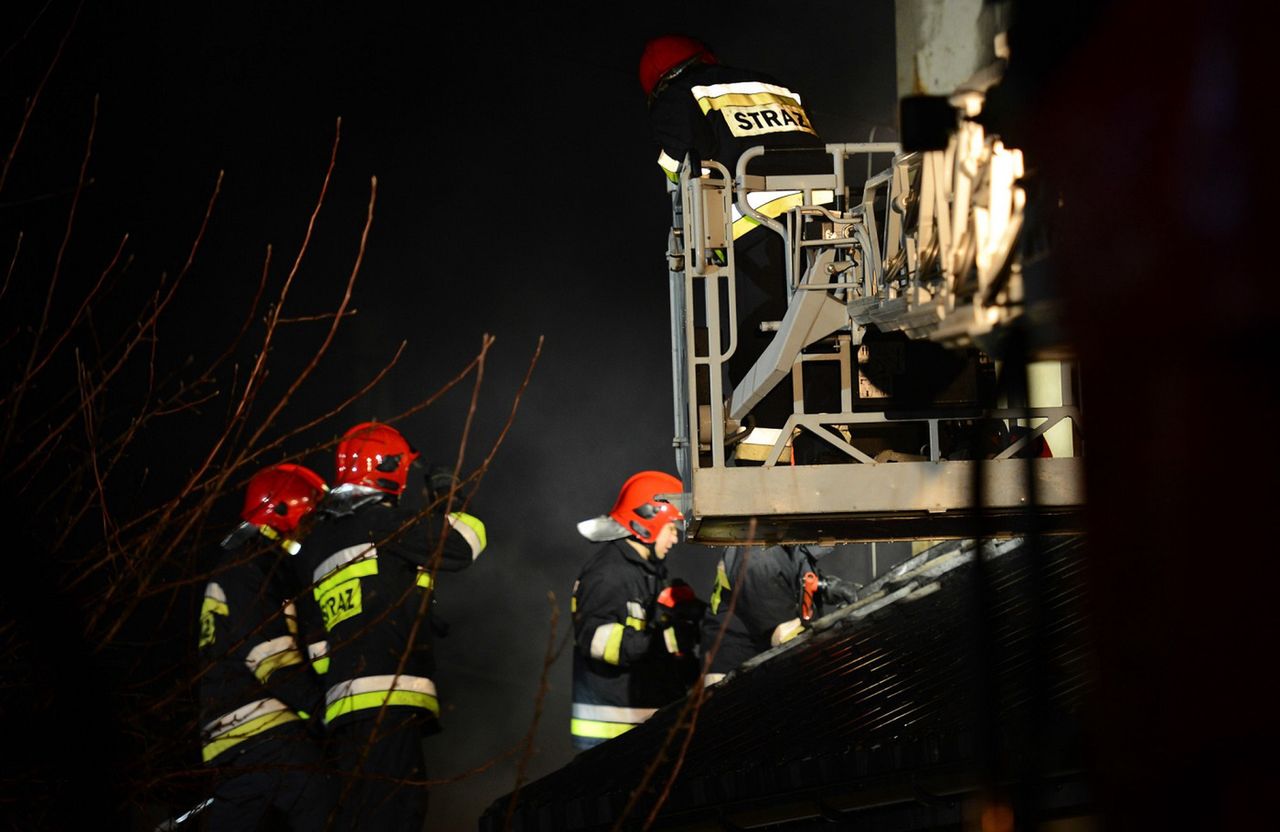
[197,543,324,764]
[570,541,692,748]
[701,544,833,677]
[298,484,486,731]
[649,61,824,183]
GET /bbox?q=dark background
[1,1,898,827]
[11,2,1280,830]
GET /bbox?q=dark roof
[482,535,1092,831]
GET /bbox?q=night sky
[3,1,897,827]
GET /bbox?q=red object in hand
[801,571,820,622]
[658,581,697,608]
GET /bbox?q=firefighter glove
[426,466,460,503]
[820,574,860,607]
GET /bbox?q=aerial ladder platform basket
[666,122,1084,544]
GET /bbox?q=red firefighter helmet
[578,470,685,543]
[334,421,419,496]
[221,462,328,553]
[241,463,328,535]
[639,35,717,97]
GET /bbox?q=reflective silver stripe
[325,674,437,706]
[313,543,376,582]
[589,622,621,661]
[445,513,485,560]
[663,627,679,654]
[245,635,295,673]
[705,672,727,686]
[307,641,329,661]
[202,697,291,740]
[691,80,804,103]
[625,601,647,621]
[571,703,657,724]
[205,582,226,603]
[658,150,680,174]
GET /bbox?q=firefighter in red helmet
[199,463,333,831]
[640,34,823,183]
[642,35,829,430]
[570,471,704,749]
[299,421,487,829]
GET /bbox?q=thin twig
[502,592,563,831]
[13,172,223,481]
[0,231,22,305]
[2,93,98,456]
[277,309,358,324]
[0,0,82,194]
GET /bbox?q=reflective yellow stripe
[732,193,805,239]
[625,617,645,631]
[571,718,637,740]
[658,150,680,182]
[696,92,800,115]
[252,648,304,683]
[415,570,432,589]
[710,561,730,615]
[447,512,487,558]
[324,689,440,723]
[201,710,299,763]
[314,558,377,598]
[571,596,578,613]
[312,656,330,675]
[603,622,625,666]
[198,595,229,649]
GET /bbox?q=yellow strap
[570,718,637,740]
[201,710,300,763]
[324,689,440,724]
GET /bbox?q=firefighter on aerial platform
[643,35,829,430]
[700,543,860,685]
[300,421,487,830]
[199,463,333,831]
[571,471,704,749]
[642,34,824,187]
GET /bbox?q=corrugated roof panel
[484,535,1090,831]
